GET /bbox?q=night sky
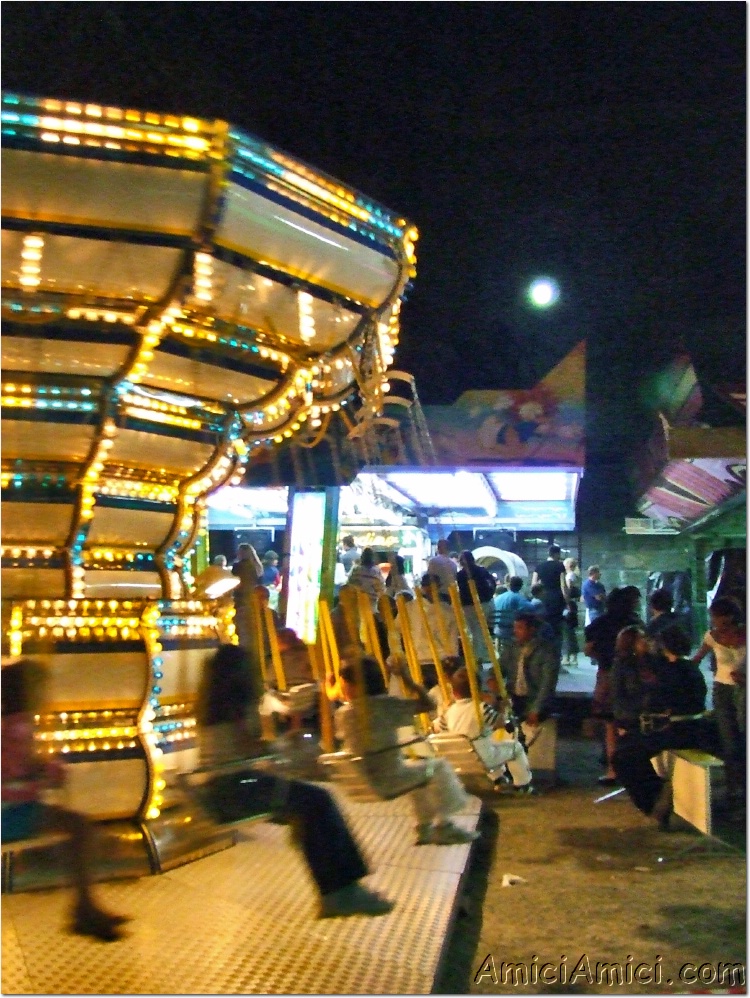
[3,3,746,524]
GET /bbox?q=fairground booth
[208,342,587,630]
[0,91,417,877]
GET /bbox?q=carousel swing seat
[172,750,288,828]
[428,732,508,785]
[318,738,436,804]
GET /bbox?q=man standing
[531,545,569,660]
[493,576,532,656]
[339,535,359,576]
[504,612,559,728]
[427,538,458,597]
[582,565,606,626]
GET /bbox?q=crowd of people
[3,535,745,940]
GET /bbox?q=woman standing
[692,597,746,809]
[585,586,643,784]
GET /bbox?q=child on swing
[1,658,130,941]
[332,655,479,846]
[436,667,534,792]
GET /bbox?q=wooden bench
[2,831,69,893]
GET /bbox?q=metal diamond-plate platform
[2,792,481,995]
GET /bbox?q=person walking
[531,545,569,664]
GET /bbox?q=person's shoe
[597,775,619,786]
[319,883,394,918]
[70,907,128,942]
[422,822,480,846]
[512,782,536,795]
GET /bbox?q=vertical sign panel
[285,490,327,644]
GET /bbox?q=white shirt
[394,599,459,663]
[427,554,458,594]
[703,631,746,686]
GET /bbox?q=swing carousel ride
[1,91,417,872]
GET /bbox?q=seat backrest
[428,732,490,779]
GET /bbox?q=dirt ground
[434,736,746,995]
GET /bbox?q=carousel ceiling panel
[2,229,182,302]
[210,259,362,351]
[1,419,96,461]
[85,507,174,548]
[2,149,207,235]
[1,502,74,543]
[217,183,400,307]
[83,570,162,599]
[1,566,67,599]
[141,348,277,407]
[1,335,131,377]
[107,428,216,477]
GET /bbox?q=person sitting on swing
[332,656,479,846]
[436,667,534,793]
[196,644,393,918]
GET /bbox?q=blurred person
[196,644,392,918]
[2,659,130,941]
[613,625,710,829]
[260,550,281,589]
[528,583,555,643]
[457,550,496,664]
[333,657,478,846]
[385,553,413,598]
[339,535,359,576]
[427,538,458,597]
[231,542,264,649]
[692,597,746,808]
[611,625,660,736]
[493,576,532,655]
[581,565,606,626]
[394,573,459,668]
[645,588,680,639]
[437,667,533,792]
[531,545,569,662]
[585,586,643,784]
[348,547,386,610]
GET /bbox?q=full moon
[528,278,559,308]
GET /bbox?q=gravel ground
[434,736,746,995]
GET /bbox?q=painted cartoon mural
[424,341,585,467]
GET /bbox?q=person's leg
[713,682,746,803]
[282,780,393,917]
[504,742,533,788]
[42,805,128,940]
[413,760,477,844]
[612,735,666,816]
[283,780,368,895]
